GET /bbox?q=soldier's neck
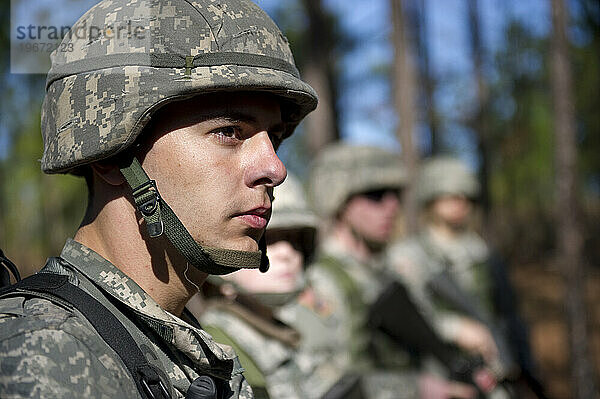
[74,195,205,316]
[428,221,467,243]
[331,222,373,263]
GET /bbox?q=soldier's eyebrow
[207,112,257,125]
[207,112,285,133]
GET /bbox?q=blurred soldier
[0,0,317,397]
[197,174,327,399]
[290,144,476,399]
[387,156,525,394]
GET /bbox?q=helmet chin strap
[120,157,268,275]
[259,235,270,273]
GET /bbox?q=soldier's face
[139,92,287,253]
[341,190,400,244]
[430,194,472,227]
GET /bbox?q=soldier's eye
[210,126,242,145]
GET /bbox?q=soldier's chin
[363,235,389,252]
[225,236,260,253]
[447,218,468,230]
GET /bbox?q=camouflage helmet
[269,173,318,231]
[309,143,407,218]
[41,0,318,174]
[416,156,480,206]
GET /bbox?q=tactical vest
[0,251,218,399]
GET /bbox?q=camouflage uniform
[0,239,252,398]
[281,144,419,399]
[300,239,419,399]
[0,0,316,397]
[386,229,492,342]
[386,157,518,387]
[386,156,492,343]
[201,301,304,399]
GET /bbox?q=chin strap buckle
[258,235,270,273]
[132,179,165,238]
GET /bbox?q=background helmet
[269,173,318,231]
[416,156,480,206]
[268,173,318,263]
[309,143,407,218]
[41,0,318,174]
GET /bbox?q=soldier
[386,156,523,394]
[0,0,317,398]
[294,144,476,399]
[197,173,338,399]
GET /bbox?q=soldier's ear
[90,161,126,186]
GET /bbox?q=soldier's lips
[234,207,270,229]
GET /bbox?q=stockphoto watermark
[15,21,147,42]
[10,0,149,74]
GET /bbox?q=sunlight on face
[138,92,286,253]
[431,194,473,227]
[342,191,400,243]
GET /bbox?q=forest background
[0,1,598,398]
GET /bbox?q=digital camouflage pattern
[0,239,252,398]
[308,144,406,218]
[201,301,306,399]
[296,144,417,397]
[41,0,317,174]
[415,156,480,206]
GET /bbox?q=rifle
[427,270,518,379]
[367,280,492,397]
[321,373,366,399]
[428,270,550,399]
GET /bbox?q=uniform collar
[421,228,489,264]
[60,238,244,379]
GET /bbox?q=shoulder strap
[316,256,373,368]
[317,255,363,314]
[1,273,172,399]
[202,324,270,399]
[0,249,21,287]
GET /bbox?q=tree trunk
[390,0,419,234]
[417,0,440,155]
[550,0,598,398]
[301,0,339,156]
[467,0,491,219]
